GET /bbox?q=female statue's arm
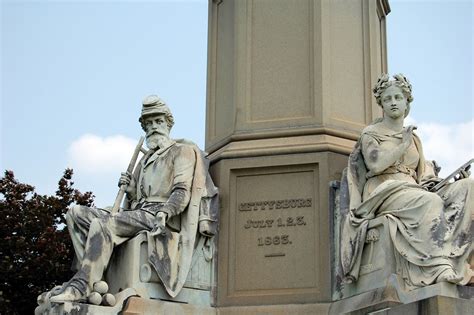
[362,126,417,175]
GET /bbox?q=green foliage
[0,169,94,315]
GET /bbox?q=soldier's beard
[146,133,168,150]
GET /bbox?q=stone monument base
[332,295,473,315]
[121,298,331,315]
[35,288,137,315]
[121,297,216,315]
[113,288,474,315]
[37,293,216,315]
[38,287,473,315]
[330,275,474,314]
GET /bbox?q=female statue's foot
[437,269,462,284]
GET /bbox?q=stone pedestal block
[205,0,390,307]
[206,0,390,153]
[105,233,216,306]
[210,150,348,306]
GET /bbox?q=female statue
[341,73,473,289]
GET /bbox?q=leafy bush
[0,169,94,315]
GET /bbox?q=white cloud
[406,117,474,177]
[68,134,137,174]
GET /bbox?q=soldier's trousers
[65,205,157,294]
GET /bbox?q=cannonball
[102,293,116,307]
[88,292,102,305]
[93,281,109,294]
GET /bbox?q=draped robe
[341,123,473,289]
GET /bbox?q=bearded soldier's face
[143,114,170,150]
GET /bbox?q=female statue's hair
[373,73,413,117]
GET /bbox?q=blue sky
[1,0,473,206]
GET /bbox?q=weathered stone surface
[92,281,108,295]
[101,293,116,307]
[87,292,101,306]
[330,278,474,315]
[218,303,330,315]
[106,232,216,306]
[37,96,219,312]
[206,0,390,306]
[122,297,217,315]
[206,0,390,153]
[338,74,473,296]
[211,150,348,306]
[35,288,136,315]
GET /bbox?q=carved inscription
[234,169,318,291]
[239,198,312,211]
[258,235,291,246]
[240,198,312,256]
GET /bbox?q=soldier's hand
[118,172,136,194]
[150,212,167,236]
[455,165,471,181]
[199,220,214,237]
[118,172,131,186]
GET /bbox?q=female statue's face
[380,85,407,120]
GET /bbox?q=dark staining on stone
[171,264,180,292]
[342,256,351,273]
[349,145,364,183]
[335,275,344,294]
[64,304,88,315]
[353,155,365,181]
[369,149,379,163]
[78,304,88,315]
[85,232,104,262]
[371,289,381,302]
[430,216,447,248]
[82,264,91,276]
[68,265,91,295]
[151,235,173,288]
[454,232,470,248]
[172,188,187,202]
[341,237,359,273]
[447,209,461,229]
[137,211,152,229]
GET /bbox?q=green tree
[0,169,94,315]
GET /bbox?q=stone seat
[339,215,396,298]
[330,169,396,299]
[104,232,215,306]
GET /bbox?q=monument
[35,0,474,314]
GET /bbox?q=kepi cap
[139,95,172,123]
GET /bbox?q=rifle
[429,158,474,192]
[111,137,146,213]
